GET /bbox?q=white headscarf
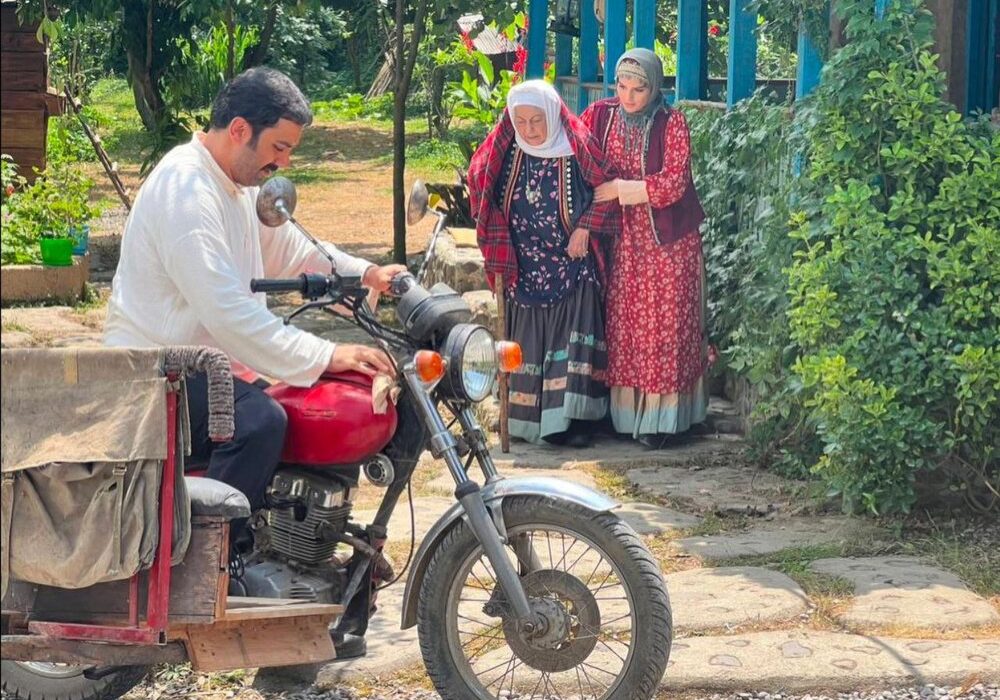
[506,80,574,159]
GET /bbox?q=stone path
[810,556,1000,630]
[668,567,809,631]
[627,458,799,514]
[3,301,998,695]
[675,516,880,562]
[304,436,999,692]
[664,632,1000,692]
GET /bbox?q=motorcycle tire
[0,661,148,700]
[416,495,672,700]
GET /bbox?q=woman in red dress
[582,48,709,448]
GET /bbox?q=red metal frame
[27,373,181,646]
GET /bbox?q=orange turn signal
[496,341,523,373]
[414,350,446,383]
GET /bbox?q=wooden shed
[1,0,63,180]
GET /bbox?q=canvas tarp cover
[0,347,190,598]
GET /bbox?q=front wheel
[416,496,672,700]
[0,661,148,700]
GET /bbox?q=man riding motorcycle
[102,66,404,657]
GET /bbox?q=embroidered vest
[589,98,705,246]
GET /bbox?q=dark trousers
[185,373,287,511]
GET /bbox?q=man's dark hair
[209,67,312,142]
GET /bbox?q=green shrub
[689,0,999,513]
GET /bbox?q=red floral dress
[586,107,708,436]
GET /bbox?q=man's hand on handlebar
[328,343,395,377]
[363,264,410,293]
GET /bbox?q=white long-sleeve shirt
[104,133,372,386]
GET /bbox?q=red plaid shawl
[468,103,620,291]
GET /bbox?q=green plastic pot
[39,237,74,266]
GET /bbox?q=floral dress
[590,108,708,436]
[498,148,609,444]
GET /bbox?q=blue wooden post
[633,0,656,50]
[578,0,599,111]
[965,0,998,114]
[603,0,627,96]
[677,0,708,100]
[555,34,573,77]
[555,32,573,107]
[875,0,891,20]
[794,17,825,100]
[526,0,548,79]
[727,0,758,107]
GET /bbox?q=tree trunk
[391,0,429,264]
[125,43,163,131]
[225,0,236,80]
[348,34,362,92]
[430,67,447,138]
[392,0,407,264]
[243,1,279,69]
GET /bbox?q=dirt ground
[85,120,443,263]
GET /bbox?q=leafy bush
[690,0,999,514]
[1,157,99,266]
[786,0,999,513]
[47,114,97,165]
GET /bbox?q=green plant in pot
[30,167,98,266]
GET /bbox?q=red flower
[512,44,528,77]
[708,25,721,37]
[4,184,14,197]
[460,31,475,52]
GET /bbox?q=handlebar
[250,275,311,294]
[250,272,343,299]
[252,271,417,305]
[391,271,417,297]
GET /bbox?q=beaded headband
[616,59,649,86]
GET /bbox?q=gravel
[2,679,998,700]
[261,684,1000,700]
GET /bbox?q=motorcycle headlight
[439,324,498,402]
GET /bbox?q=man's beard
[233,148,277,186]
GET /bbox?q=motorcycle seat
[185,476,251,520]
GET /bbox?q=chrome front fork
[402,366,536,627]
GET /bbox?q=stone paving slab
[663,631,1000,692]
[667,567,809,631]
[627,461,797,514]
[810,556,1000,630]
[494,434,746,472]
[675,516,878,561]
[617,502,703,535]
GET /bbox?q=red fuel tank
[266,371,397,466]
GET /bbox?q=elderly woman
[468,80,619,447]
[582,49,709,448]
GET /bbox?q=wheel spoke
[441,521,646,700]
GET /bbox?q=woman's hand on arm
[594,180,620,202]
[566,228,590,258]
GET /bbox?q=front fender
[399,476,618,630]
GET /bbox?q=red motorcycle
[1,179,672,700]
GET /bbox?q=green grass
[84,78,148,163]
[896,521,1000,598]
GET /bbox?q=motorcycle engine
[239,469,356,602]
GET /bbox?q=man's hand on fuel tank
[328,344,394,377]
